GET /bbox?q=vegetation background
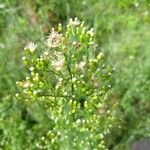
[0,0,149,149]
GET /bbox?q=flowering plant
[16,18,120,149]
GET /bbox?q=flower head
[23,81,30,88]
[25,42,37,52]
[87,28,94,37]
[75,61,86,70]
[69,17,81,26]
[47,28,63,48]
[51,58,64,71]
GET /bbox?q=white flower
[51,59,64,71]
[80,74,84,78]
[97,52,103,60]
[29,67,34,72]
[76,119,81,124]
[26,76,30,80]
[75,61,86,70]
[72,41,77,45]
[72,77,77,83]
[16,81,19,85]
[135,2,139,7]
[22,56,26,61]
[25,42,37,52]
[47,28,63,48]
[33,90,38,95]
[43,51,49,56]
[87,28,94,37]
[15,93,19,97]
[69,17,81,26]
[23,81,30,88]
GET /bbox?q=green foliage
[0,0,149,149]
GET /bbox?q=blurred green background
[0,0,150,149]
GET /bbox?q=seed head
[47,28,63,48]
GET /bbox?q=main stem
[64,53,74,95]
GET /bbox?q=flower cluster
[16,18,121,149]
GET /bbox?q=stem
[64,53,74,95]
[39,94,72,98]
[41,68,68,82]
